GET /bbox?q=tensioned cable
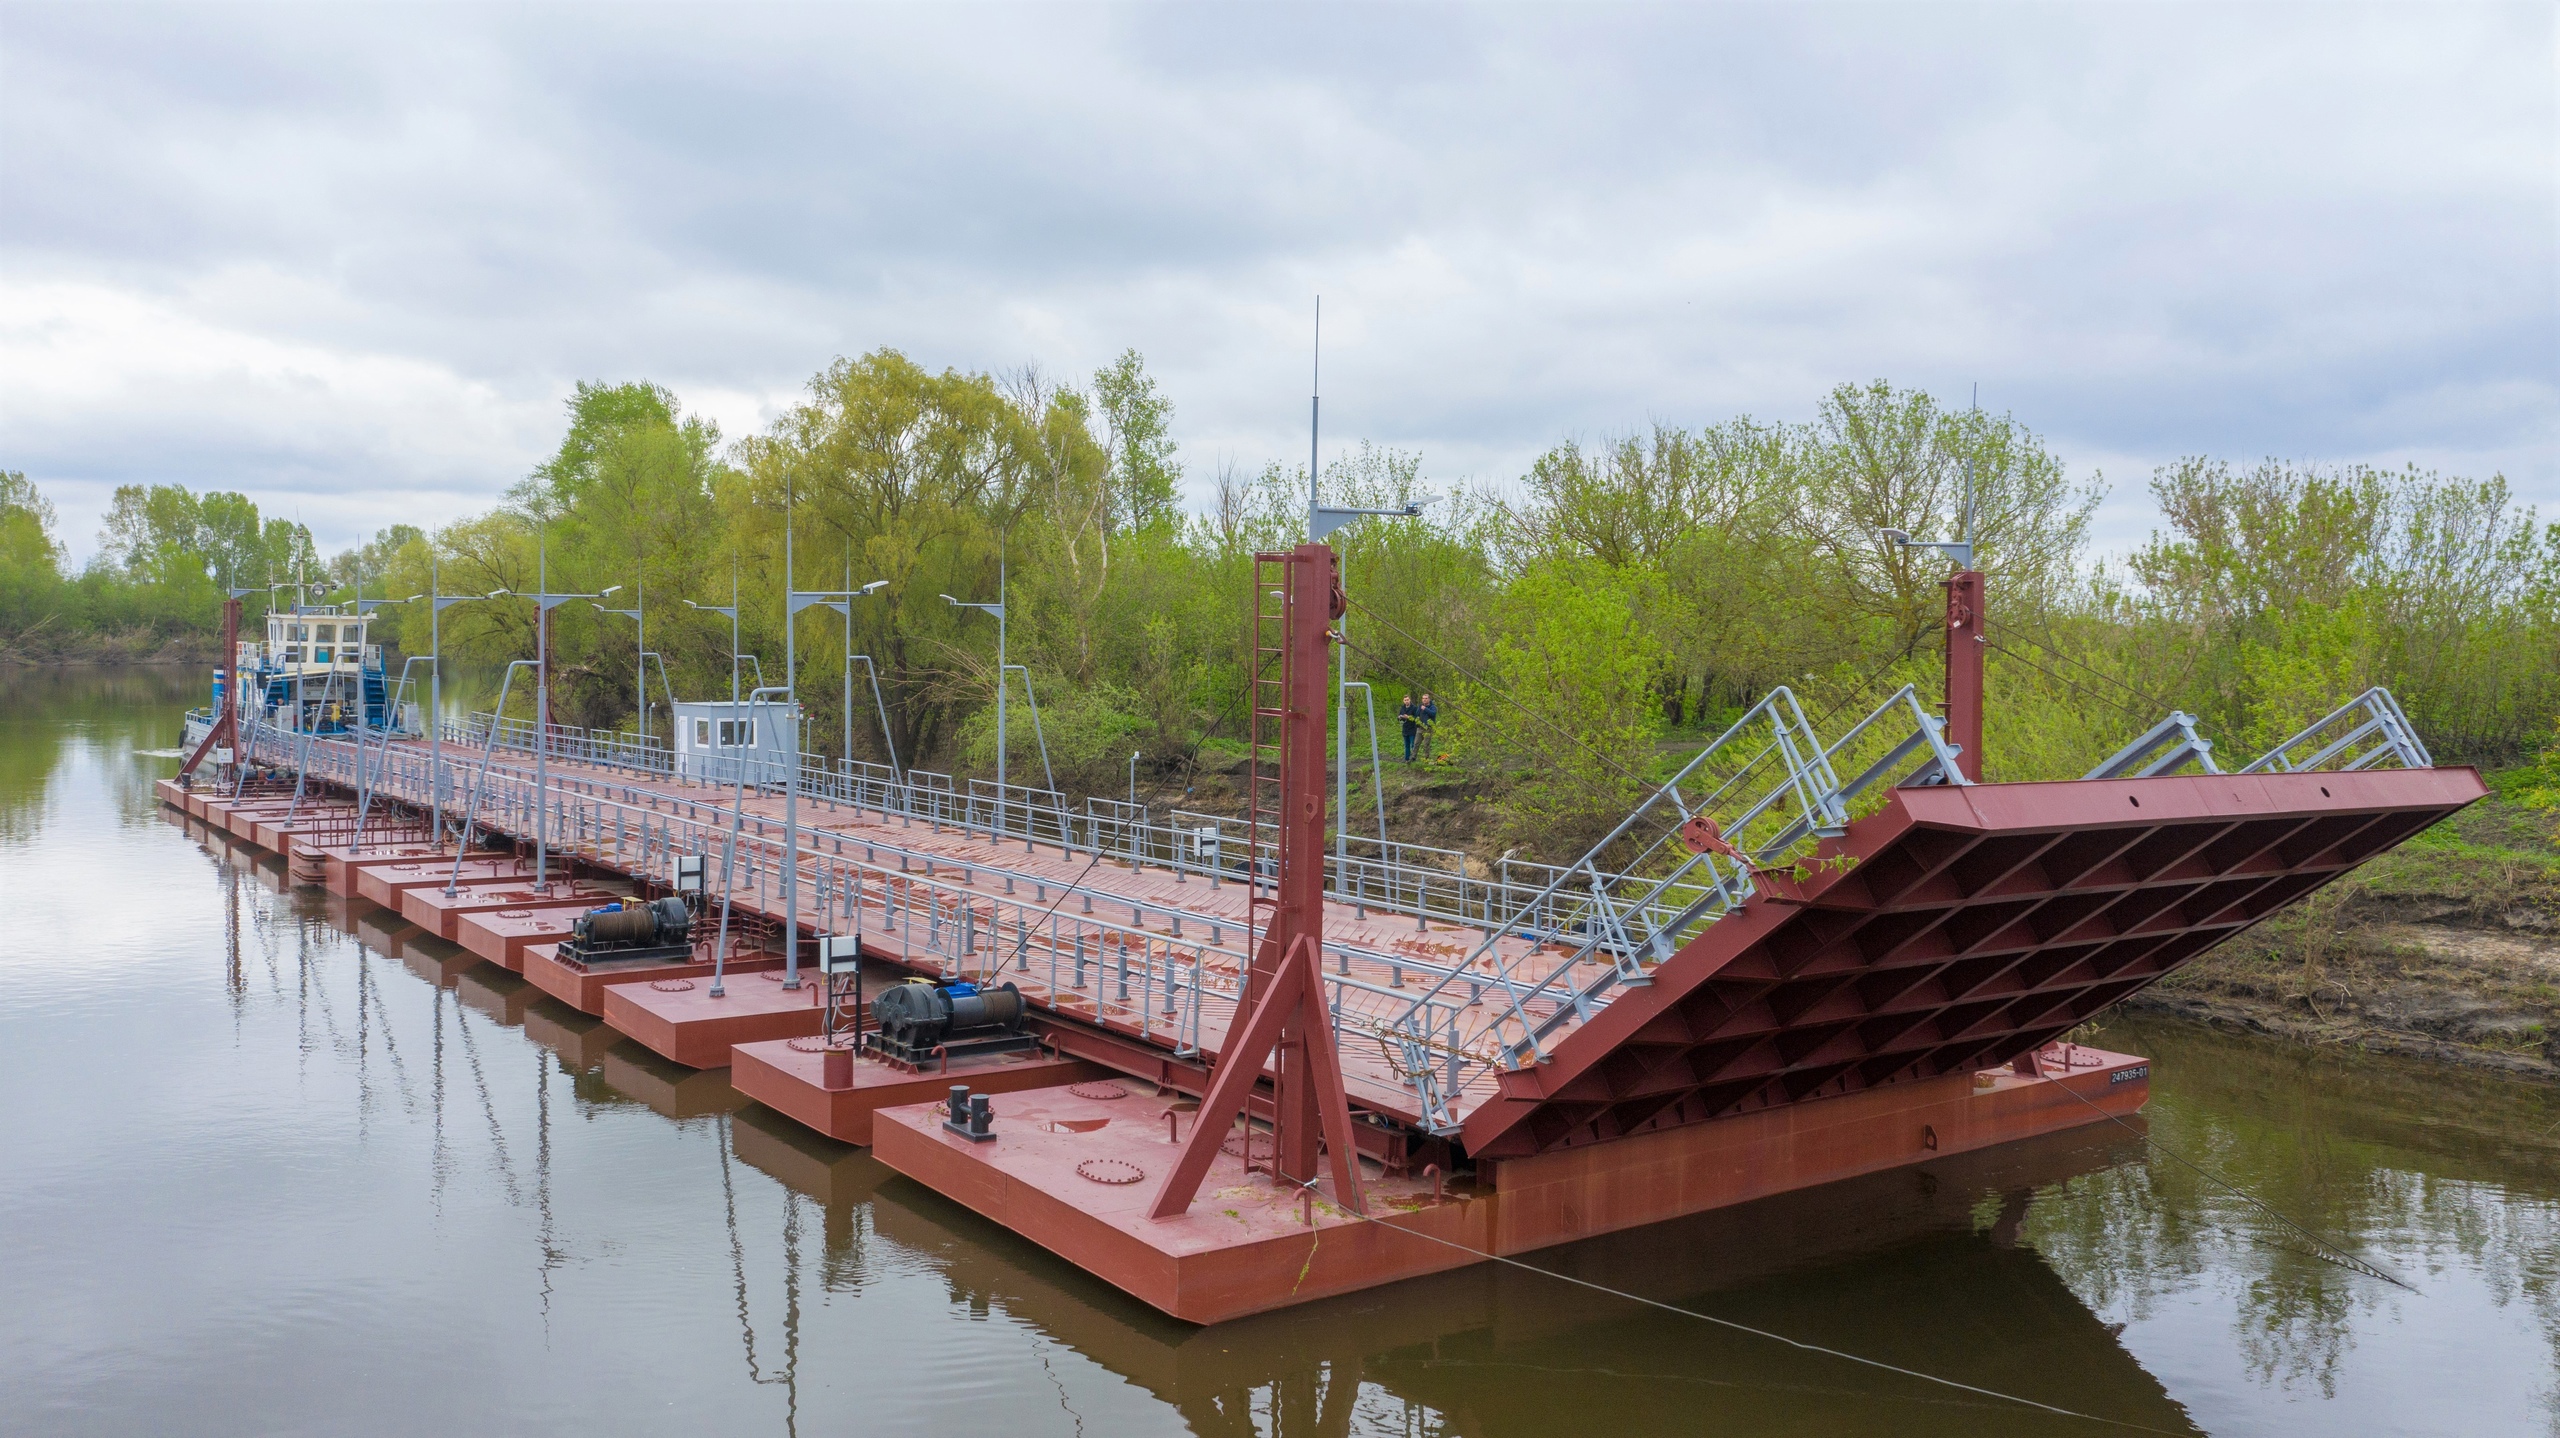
[2033,1070,2416,1291]
[1001,842,1113,972]
[1981,640,2157,724]
[1298,1175,2186,1434]
[1985,619,2183,717]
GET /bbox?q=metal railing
[2240,688,2435,775]
[1363,683,1968,1133]
[252,681,2434,1134]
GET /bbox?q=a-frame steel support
[1150,542,1367,1220]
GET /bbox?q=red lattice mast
[1149,542,1366,1219]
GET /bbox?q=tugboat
[183,596,416,755]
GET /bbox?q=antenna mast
[1308,296,1321,522]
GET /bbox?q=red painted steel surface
[1459,765,2482,1160]
[305,842,454,895]
[602,967,827,1068]
[730,1039,1099,1145]
[1155,543,1366,1218]
[356,858,526,909]
[397,881,608,941]
[522,942,779,1015]
[872,1043,2147,1324]
[454,904,593,971]
[1944,569,1985,783]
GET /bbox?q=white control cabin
[671,698,802,785]
[245,609,379,677]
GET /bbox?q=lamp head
[600,585,622,596]
[860,579,889,595]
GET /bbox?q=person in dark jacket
[1417,692,1439,759]
[1397,694,1420,762]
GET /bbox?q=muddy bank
[2130,784,2559,1082]
[2125,915,2560,1081]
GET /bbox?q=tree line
[5,353,2554,846]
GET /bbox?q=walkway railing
[241,682,2433,1132]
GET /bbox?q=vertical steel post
[1149,541,1365,1220]
[784,488,800,990]
[1944,569,1985,783]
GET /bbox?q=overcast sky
[4,2,2553,565]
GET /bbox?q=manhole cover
[1068,1082,1129,1101]
[392,864,424,873]
[1076,1158,1143,1185]
[649,979,695,992]
[1220,1135,1257,1158]
[497,909,535,919]
[786,1036,855,1053]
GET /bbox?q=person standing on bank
[1417,692,1440,760]
[1398,693,1420,763]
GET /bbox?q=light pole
[592,585,650,762]
[346,585,423,852]
[1302,294,1438,892]
[941,554,1007,841]
[1310,496,1436,898]
[797,573,890,772]
[422,554,499,846]
[508,533,618,891]
[684,555,745,713]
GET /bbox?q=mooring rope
[2034,1069,2417,1291]
[1303,1173,2187,1435]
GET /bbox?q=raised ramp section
[1461,766,2481,1159]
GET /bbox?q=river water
[4,666,2554,1436]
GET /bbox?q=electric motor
[871,980,1026,1056]
[571,895,692,948]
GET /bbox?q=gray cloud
[3,2,2551,562]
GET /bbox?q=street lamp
[1308,492,1440,902]
[591,585,652,763]
[942,561,1009,844]
[347,586,427,853]
[795,573,893,779]
[418,553,499,846]
[505,532,618,890]
[683,554,745,711]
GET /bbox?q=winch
[556,895,695,969]
[867,978,1036,1068]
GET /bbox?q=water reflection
[8,669,2559,1436]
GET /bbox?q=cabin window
[313,647,333,664]
[717,718,756,748]
[315,624,337,643]
[284,646,302,663]
[693,718,711,747]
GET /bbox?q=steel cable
[2033,1070,2417,1291]
[1301,1173,2190,1434]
